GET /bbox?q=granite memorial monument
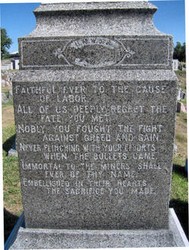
[9,1,188,248]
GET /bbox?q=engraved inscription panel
[20,36,171,69]
[13,80,176,229]
[62,37,129,68]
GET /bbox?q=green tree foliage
[1,28,12,59]
[173,42,186,62]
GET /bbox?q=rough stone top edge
[34,1,157,13]
[19,34,172,40]
[13,70,177,82]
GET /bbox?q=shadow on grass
[173,164,187,177]
[4,208,19,242]
[170,164,188,239]
[3,134,16,154]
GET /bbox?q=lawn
[2,102,23,241]
[3,71,188,241]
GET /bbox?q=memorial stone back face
[13,2,177,231]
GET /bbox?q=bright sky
[0,0,186,53]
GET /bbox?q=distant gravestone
[177,102,181,113]
[10,2,188,249]
[177,87,186,101]
[173,59,179,71]
[177,88,181,101]
[11,59,20,70]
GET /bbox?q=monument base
[7,209,188,249]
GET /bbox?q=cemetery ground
[3,70,188,241]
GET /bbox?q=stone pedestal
[7,210,189,248]
[9,2,188,249]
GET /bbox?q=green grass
[175,70,187,109]
[2,98,13,107]
[173,156,186,167]
[3,124,23,242]
[175,70,186,91]
[2,85,11,93]
[3,152,22,214]
[177,111,187,122]
[173,112,187,166]
[2,125,15,145]
[2,104,21,216]
[3,125,22,215]
[180,98,187,105]
[170,165,188,237]
[176,133,187,144]
[171,170,188,202]
[170,79,188,237]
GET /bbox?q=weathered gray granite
[11,1,187,248]
[8,209,189,249]
[30,2,161,37]
[13,68,177,230]
[36,2,157,12]
[13,69,178,82]
[19,1,173,70]
[20,36,172,70]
